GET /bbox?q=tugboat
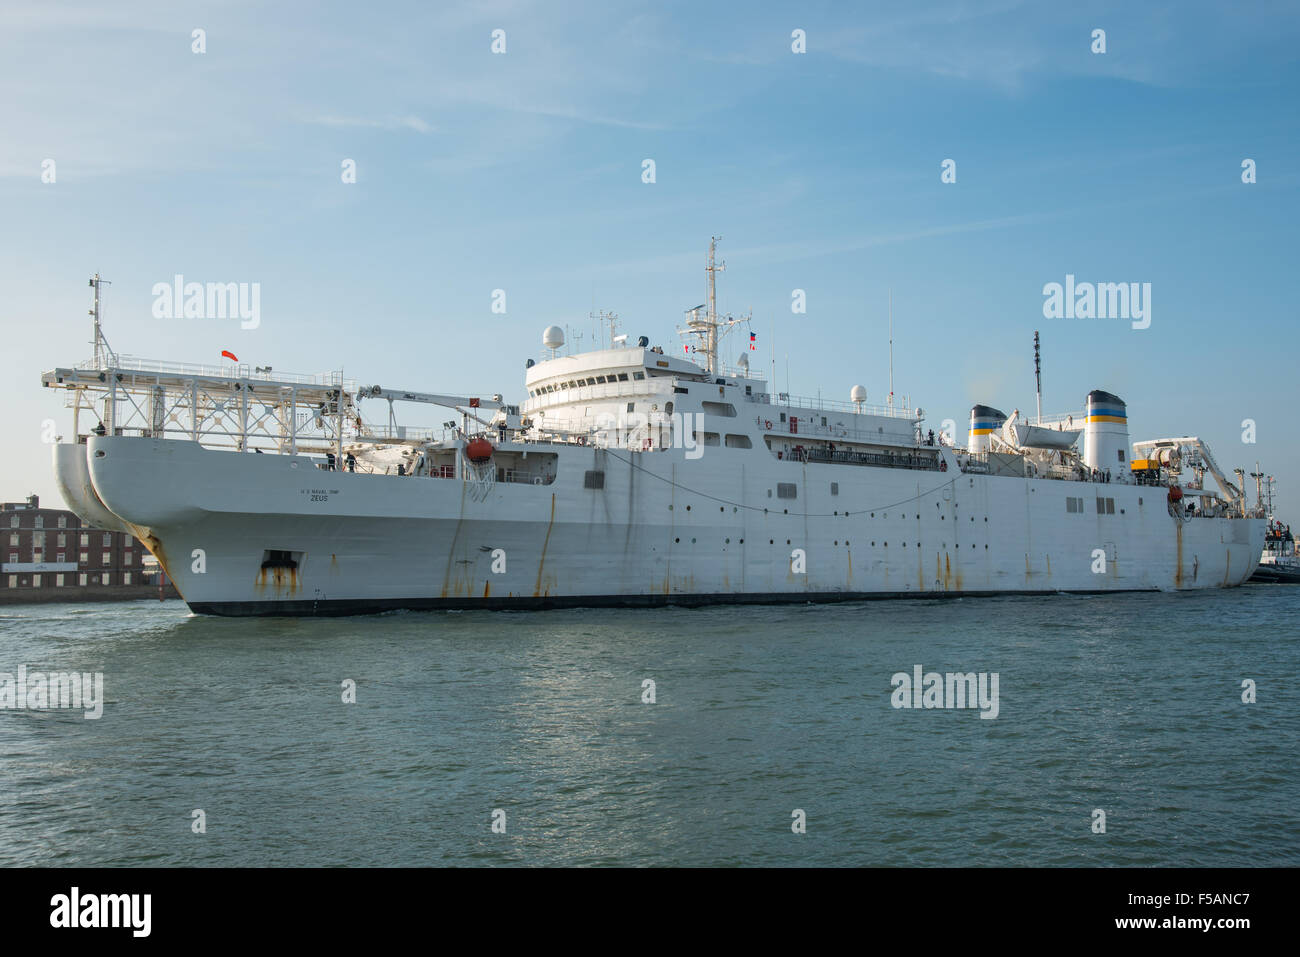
[1248,472,1300,583]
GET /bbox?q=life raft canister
[465,437,494,463]
[1167,485,1183,504]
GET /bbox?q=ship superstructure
[42,248,1266,616]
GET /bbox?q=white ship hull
[72,436,1264,616]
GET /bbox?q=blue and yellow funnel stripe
[1086,390,1126,424]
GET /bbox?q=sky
[2,0,1297,512]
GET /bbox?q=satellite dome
[850,385,867,404]
[542,325,565,351]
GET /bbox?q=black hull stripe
[188,587,1166,618]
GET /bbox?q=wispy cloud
[307,114,436,134]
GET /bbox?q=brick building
[1,494,178,602]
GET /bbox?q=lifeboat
[465,437,494,464]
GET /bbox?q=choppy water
[1,588,1296,866]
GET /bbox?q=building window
[80,533,89,547]
[57,551,65,563]
[102,551,111,565]
[7,534,16,547]
[56,574,65,587]
[79,552,88,564]
[32,575,41,588]
[8,516,17,528]
[101,573,110,586]
[124,552,132,565]
[57,533,66,547]
[632,372,645,380]
[6,575,15,588]
[103,534,112,547]
[79,573,88,586]
[58,515,67,528]
[124,572,132,585]
[34,516,44,529]
[7,553,15,564]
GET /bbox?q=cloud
[306,114,436,134]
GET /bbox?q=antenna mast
[1034,330,1042,425]
[888,289,894,410]
[89,273,115,368]
[703,236,725,373]
[680,237,727,373]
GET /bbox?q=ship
[1245,470,1300,583]
[42,244,1266,616]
